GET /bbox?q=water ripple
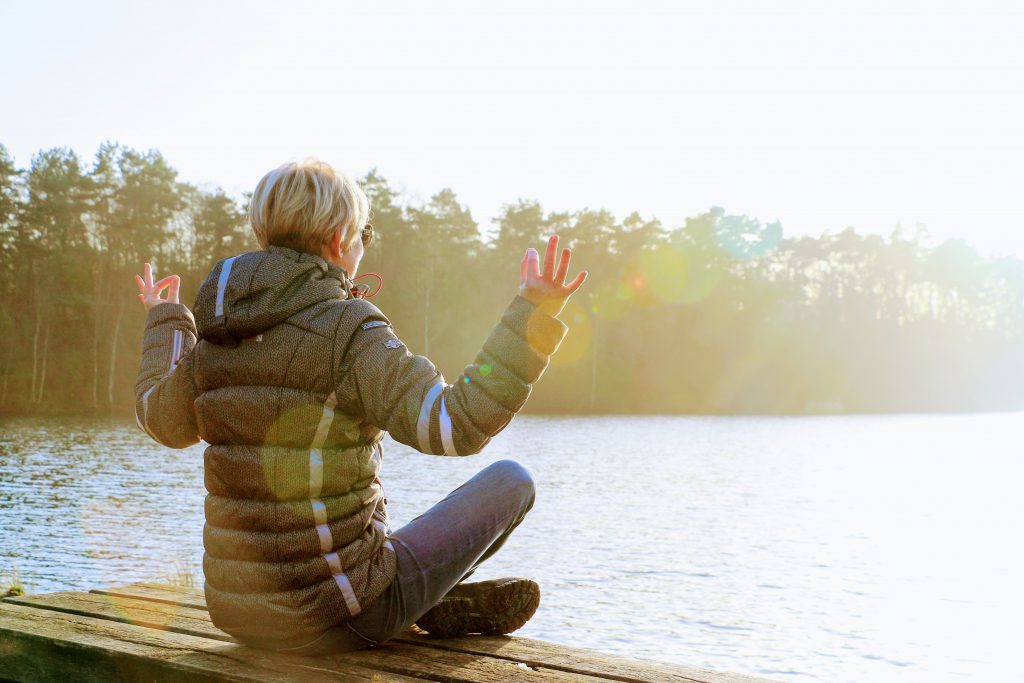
[2,413,1023,682]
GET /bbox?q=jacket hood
[195,246,356,346]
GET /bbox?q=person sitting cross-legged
[132,158,587,655]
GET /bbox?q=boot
[414,577,540,638]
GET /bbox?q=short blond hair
[249,158,369,256]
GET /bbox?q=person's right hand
[519,235,588,318]
[134,262,180,312]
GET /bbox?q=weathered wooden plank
[392,636,771,683]
[6,591,610,683]
[93,584,422,644]
[91,583,207,610]
[321,643,612,683]
[0,601,427,683]
[89,584,776,683]
[7,591,232,642]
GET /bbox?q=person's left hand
[134,262,180,311]
[519,234,587,318]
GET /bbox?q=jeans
[275,458,537,656]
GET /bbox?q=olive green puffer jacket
[133,245,568,649]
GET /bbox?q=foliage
[0,141,1021,415]
[1,560,26,597]
[164,558,197,589]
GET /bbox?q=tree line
[1,142,1022,416]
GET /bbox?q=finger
[134,275,145,293]
[543,235,559,280]
[527,248,541,280]
[564,270,588,296]
[153,275,176,296]
[144,262,153,288]
[521,249,528,283]
[168,275,180,303]
[554,247,571,284]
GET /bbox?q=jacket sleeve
[133,302,201,449]
[334,295,568,456]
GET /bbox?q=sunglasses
[361,224,374,248]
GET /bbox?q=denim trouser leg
[275,459,537,656]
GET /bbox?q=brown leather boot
[414,578,541,638]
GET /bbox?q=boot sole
[416,579,540,638]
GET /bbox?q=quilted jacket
[133,245,568,648]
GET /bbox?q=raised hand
[519,235,588,318]
[134,262,180,312]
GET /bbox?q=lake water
[1,414,1021,682]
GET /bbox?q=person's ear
[330,229,345,257]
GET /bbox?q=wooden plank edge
[84,584,777,683]
[5,592,233,644]
[388,635,724,683]
[90,585,207,610]
[87,586,686,681]
[4,594,599,683]
[0,601,428,683]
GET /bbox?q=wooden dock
[0,583,775,682]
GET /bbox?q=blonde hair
[248,158,369,256]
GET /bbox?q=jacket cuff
[145,302,196,331]
[501,295,569,357]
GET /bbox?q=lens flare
[590,280,631,320]
[679,256,725,305]
[551,297,593,366]
[635,244,689,304]
[260,405,364,499]
[271,404,362,447]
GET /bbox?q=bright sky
[3,0,1023,257]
